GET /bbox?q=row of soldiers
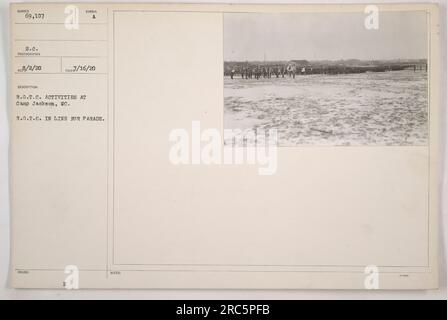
[229,66,298,79]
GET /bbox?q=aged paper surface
[10,3,439,289]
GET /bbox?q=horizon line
[224,58,428,63]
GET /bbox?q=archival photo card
[9,3,439,289]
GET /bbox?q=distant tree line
[224,59,427,78]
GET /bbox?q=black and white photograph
[224,11,428,146]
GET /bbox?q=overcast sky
[224,11,427,61]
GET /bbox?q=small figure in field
[230,69,235,79]
[256,67,261,80]
[287,65,296,78]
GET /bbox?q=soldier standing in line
[230,68,235,79]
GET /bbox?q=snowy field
[224,70,428,146]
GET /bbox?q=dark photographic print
[224,12,428,146]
